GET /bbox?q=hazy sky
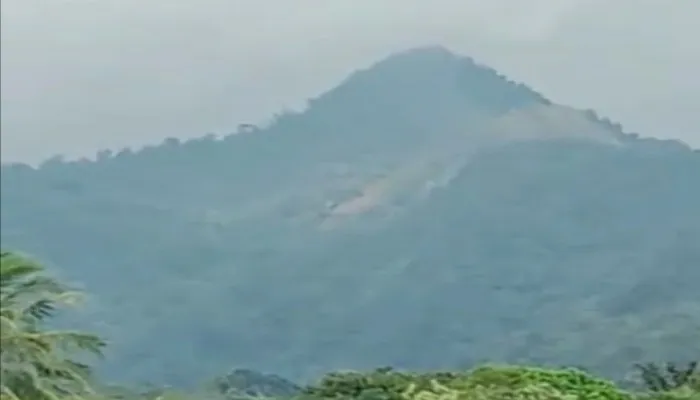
[1,0,698,164]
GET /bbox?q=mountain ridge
[4,46,637,170]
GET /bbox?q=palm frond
[0,252,44,287]
[0,250,105,400]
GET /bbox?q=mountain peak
[306,46,551,132]
[370,45,467,69]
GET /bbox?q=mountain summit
[305,46,552,147]
[2,47,698,386]
[308,45,549,120]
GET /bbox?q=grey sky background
[1,0,698,164]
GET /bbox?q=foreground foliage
[303,366,647,400]
[0,251,105,400]
[635,363,699,393]
[100,366,700,400]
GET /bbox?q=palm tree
[1,251,106,400]
[634,362,699,392]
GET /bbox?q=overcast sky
[1,0,698,164]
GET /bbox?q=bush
[462,365,632,399]
[302,366,635,400]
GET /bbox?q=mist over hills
[1,46,698,387]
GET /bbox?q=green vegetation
[1,250,698,400]
[0,251,105,400]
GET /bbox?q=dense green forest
[2,251,699,399]
[1,47,699,389]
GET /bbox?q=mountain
[1,45,698,387]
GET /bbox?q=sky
[1,0,698,164]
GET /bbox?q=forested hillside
[1,46,698,387]
[2,251,699,399]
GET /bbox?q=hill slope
[1,46,698,386]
